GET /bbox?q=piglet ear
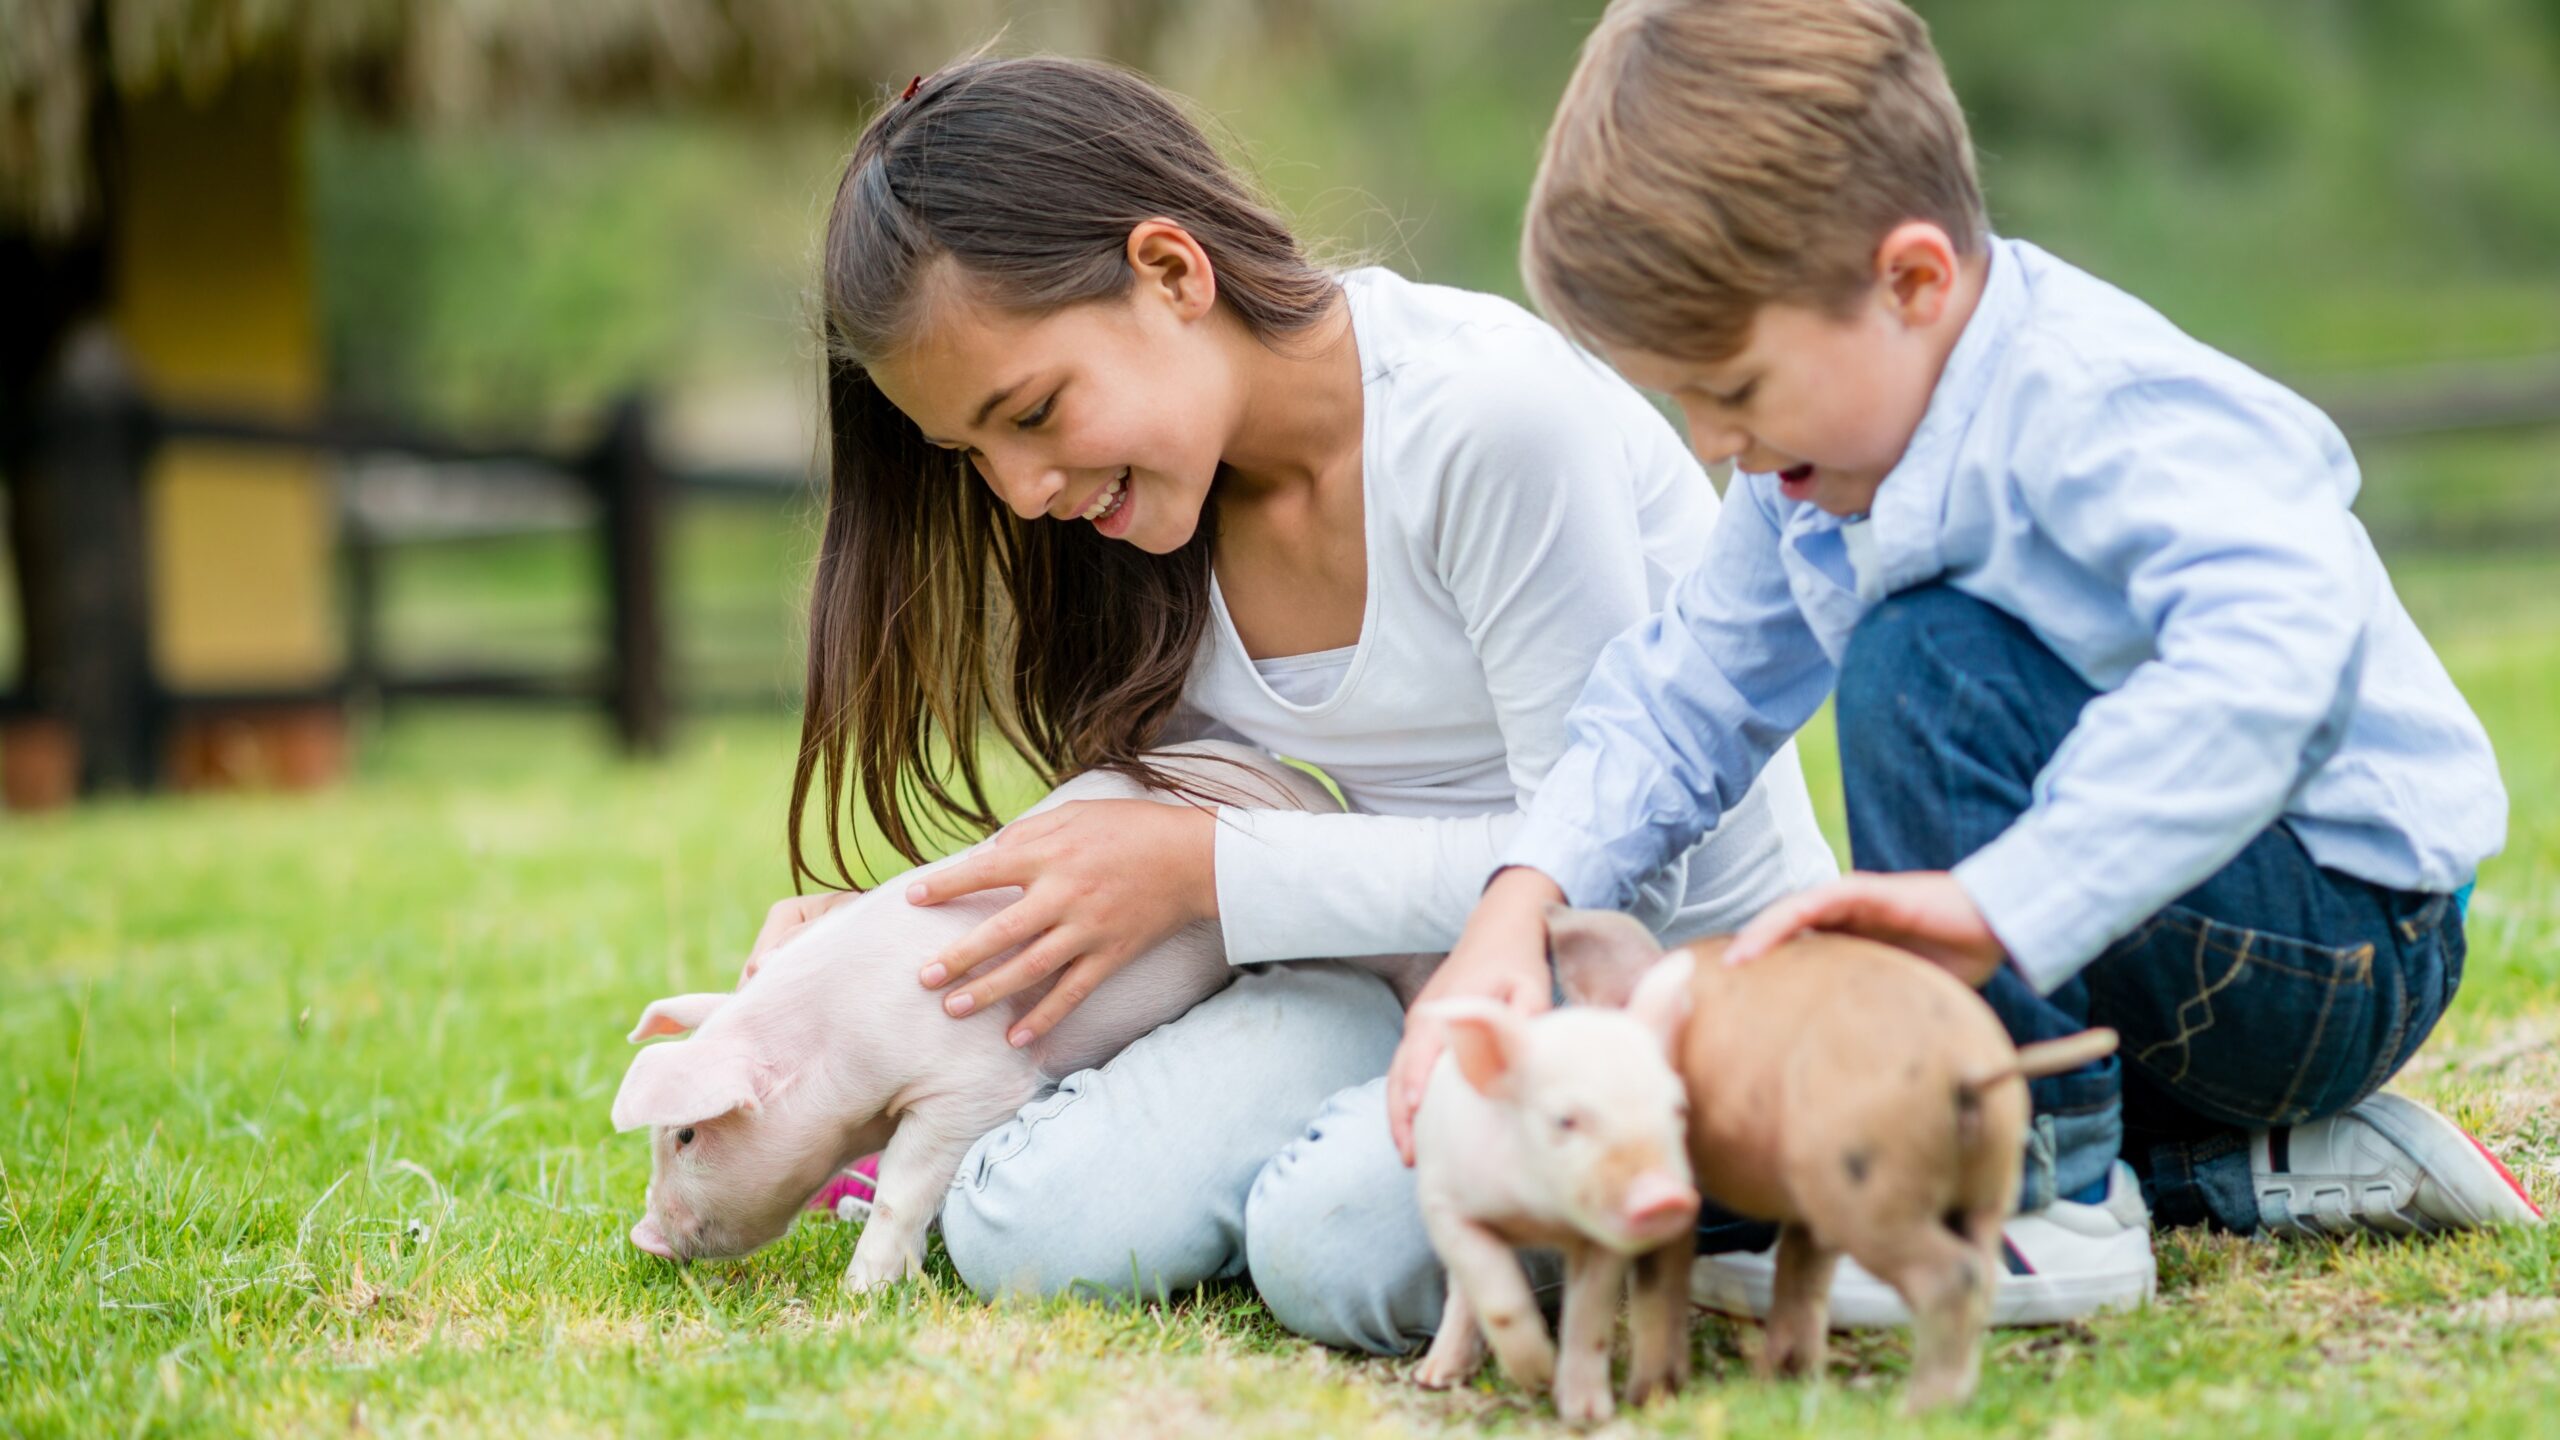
[627,992,730,1043]
[1625,951,1697,1058]
[1423,998,1531,1098]
[1547,906,1665,1007]
[610,1039,762,1132]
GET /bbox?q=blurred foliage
[81,0,2552,711]
[309,115,840,424]
[307,0,2560,430]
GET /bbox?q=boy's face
[1601,225,1982,518]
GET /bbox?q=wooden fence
[1,353,799,797]
[3,348,2557,800]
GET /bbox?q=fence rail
[4,343,2557,800]
[1,342,801,796]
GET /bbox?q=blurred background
[4,0,2558,812]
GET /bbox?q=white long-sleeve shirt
[1178,267,1839,964]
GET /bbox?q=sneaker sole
[2353,1092,2543,1229]
[1690,1231,2157,1330]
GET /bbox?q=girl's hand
[740,889,863,984]
[905,799,1218,1047]
[1385,867,1565,1167]
[1724,871,2007,986]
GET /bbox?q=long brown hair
[792,55,1337,889]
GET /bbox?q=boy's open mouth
[1777,463,1817,496]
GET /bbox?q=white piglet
[1410,953,1702,1425]
[612,741,1340,1293]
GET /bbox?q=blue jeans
[940,961,1474,1355]
[1825,584,2467,1232]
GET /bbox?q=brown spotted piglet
[1547,907,2118,1414]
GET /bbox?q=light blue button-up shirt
[1504,237,2507,994]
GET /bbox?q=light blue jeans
[940,960,1504,1354]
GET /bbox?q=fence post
[592,394,669,755]
[11,324,161,797]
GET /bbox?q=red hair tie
[899,74,924,102]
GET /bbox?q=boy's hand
[1726,871,2007,987]
[1386,867,1565,1166]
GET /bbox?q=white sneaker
[2253,1091,2543,1238]
[1690,1161,2157,1329]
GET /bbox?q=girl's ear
[1125,219,1217,322]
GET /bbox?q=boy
[1388,0,2536,1325]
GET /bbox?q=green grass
[6,547,2560,1437]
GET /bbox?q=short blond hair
[1525,0,1985,361]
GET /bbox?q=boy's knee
[1839,584,1999,711]
[1838,585,2078,758]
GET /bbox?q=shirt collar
[1849,235,2028,594]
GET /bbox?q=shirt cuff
[1498,817,1628,914]
[1951,819,2120,995]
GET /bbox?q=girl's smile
[866,255,1241,557]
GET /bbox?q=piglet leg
[1553,1240,1630,1425]
[843,1113,976,1294]
[1624,1226,1695,1405]
[1759,1222,1838,1381]
[1886,1222,1997,1414]
[1423,1208,1555,1395]
[1412,1282,1483,1389]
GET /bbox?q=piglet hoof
[1624,1359,1684,1408]
[1901,1366,1979,1416]
[1411,1352,1468,1391]
[841,1250,921,1296]
[1551,1375,1615,1428]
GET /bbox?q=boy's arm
[1389,473,1832,1164]
[1500,472,1838,915]
[1953,377,2372,994]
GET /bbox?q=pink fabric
[805,1153,881,1212]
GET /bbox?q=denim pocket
[964,1076,1086,1183]
[2093,906,2384,1130]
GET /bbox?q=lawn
[4,546,2559,1438]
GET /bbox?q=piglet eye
[676,1127,695,1146]
[1554,1112,1580,1134]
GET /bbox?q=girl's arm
[1215,350,1833,964]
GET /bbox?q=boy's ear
[1875,219,1963,326]
[610,1039,763,1132]
[1547,906,1665,1007]
[1423,999,1532,1099]
[1625,952,1698,1057]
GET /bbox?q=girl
[758,55,1837,1353]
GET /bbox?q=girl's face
[868,229,1238,556]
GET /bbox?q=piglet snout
[630,1214,677,1258]
[1622,1170,1700,1236]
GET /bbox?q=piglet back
[1020,743,1343,1075]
